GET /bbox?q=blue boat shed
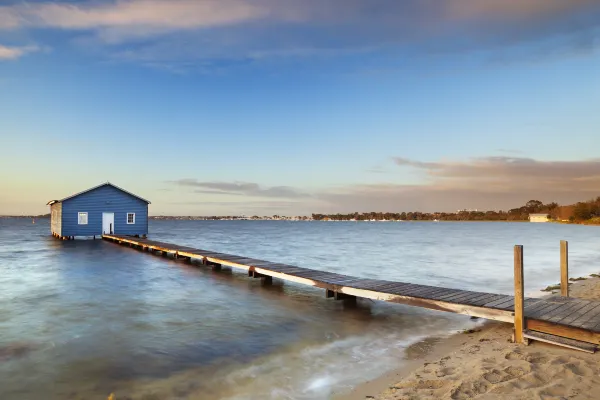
[47,182,150,240]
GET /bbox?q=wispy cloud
[1,0,599,68]
[393,157,442,170]
[0,1,267,33]
[394,156,600,184]
[0,44,42,60]
[167,156,600,214]
[314,156,600,213]
[170,179,312,199]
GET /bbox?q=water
[1,219,599,399]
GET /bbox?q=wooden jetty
[103,235,600,352]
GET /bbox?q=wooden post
[561,240,569,297]
[514,245,525,344]
[262,276,273,285]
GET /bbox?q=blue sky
[1,0,599,215]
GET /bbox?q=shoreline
[339,276,600,400]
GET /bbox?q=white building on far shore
[529,213,549,223]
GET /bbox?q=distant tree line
[572,197,600,222]
[312,200,560,222]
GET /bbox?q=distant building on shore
[47,182,150,239]
[529,213,549,223]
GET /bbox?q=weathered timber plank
[481,295,513,308]
[300,272,349,283]
[296,272,351,285]
[363,282,413,294]
[435,289,483,301]
[395,285,451,299]
[394,284,450,297]
[292,270,341,279]
[523,299,555,315]
[523,300,559,316]
[373,282,417,293]
[526,302,570,320]
[536,300,589,323]
[437,291,489,303]
[351,280,395,290]
[527,319,600,345]
[495,299,516,311]
[566,311,600,331]
[557,302,600,327]
[470,294,508,307]
[269,266,317,275]
[456,293,501,306]
[414,286,467,300]
[416,288,464,301]
[523,329,596,353]
[464,293,505,307]
[578,307,600,330]
[545,300,594,324]
[333,278,386,288]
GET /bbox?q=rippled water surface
[1,219,600,399]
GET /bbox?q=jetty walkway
[103,234,600,352]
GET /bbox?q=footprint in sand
[436,367,457,377]
[504,350,548,365]
[540,384,568,398]
[551,355,572,365]
[451,365,530,399]
[525,353,549,365]
[564,362,593,377]
[393,379,449,391]
[483,366,528,384]
[504,350,525,361]
[519,371,552,388]
[450,380,490,399]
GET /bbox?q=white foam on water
[222,315,473,400]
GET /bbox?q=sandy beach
[340,276,600,400]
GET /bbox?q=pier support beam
[326,289,356,302]
[249,269,273,285]
[561,240,569,297]
[514,245,525,344]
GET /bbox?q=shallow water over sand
[1,219,599,399]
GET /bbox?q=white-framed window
[78,212,88,225]
[127,213,136,224]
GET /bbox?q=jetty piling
[513,245,525,344]
[561,240,569,297]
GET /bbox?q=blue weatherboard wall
[61,185,148,237]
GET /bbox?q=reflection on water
[1,219,599,399]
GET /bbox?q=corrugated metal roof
[46,182,151,205]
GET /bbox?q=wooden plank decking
[103,234,600,346]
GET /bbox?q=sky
[0,0,599,216]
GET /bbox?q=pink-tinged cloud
[1,0,598,39]
[0,44,40,60]
[0,1,267,32]
[445,0,599,21]
[0,0,598,68]
[168,157,600,214]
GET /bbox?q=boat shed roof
[46,182,151,206]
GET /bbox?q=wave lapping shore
[342,277,600,400]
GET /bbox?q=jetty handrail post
[514,245,525,344]
[560,240,569,297]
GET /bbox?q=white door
[102,212,115,235]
